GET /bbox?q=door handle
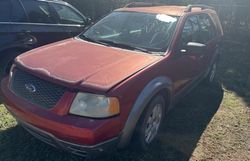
[21,30,31,33]
[18,30,31,36]
[18,30,36,45]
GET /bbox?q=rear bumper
[19,120,118,158]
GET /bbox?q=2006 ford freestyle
[1,3,223,157]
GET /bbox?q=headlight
[69,93,120,118]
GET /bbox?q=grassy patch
[0,42,249,161]
[0,104,16,131]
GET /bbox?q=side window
[179,16,200,47]
[22,1,55,24]
[0,0,11,22]
[51,3,85,24]
[198,14,216,43]
[11,0,27,22]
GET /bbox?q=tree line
[64,0,250,41]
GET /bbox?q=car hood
[16,38,161,92]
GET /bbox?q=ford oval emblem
[25,83,36,93]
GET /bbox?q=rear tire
[204,60,218,84]
[133,95,166,151]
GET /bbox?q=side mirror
[181,42,206,55]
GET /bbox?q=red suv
[1,3,223,158]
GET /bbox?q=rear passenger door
[172,14,218,94]
[0,0,12,52]
[19,0,73,48]
[10,0,86,49]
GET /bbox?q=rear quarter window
[0,0,11,22]
[22,0,55,24]
[51,3,85,24]
[11,0,27,22]
[198,14,217,43]
[210,13,224,36]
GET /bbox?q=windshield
[79,11,179,54]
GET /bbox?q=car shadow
[0,126,83,161]
[0,82,223,161]
[108,82,224,161]
[217,40,250,107]
[157,82,224,160]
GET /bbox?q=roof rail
[124,2,163,8]
[185,4,215,12]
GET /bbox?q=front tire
[133,95,166,151]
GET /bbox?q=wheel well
[156,88,172,112]
[0,47,28,57]
[129,88,172,145]
[137,88,172,123]
[0,47,29,76]
[118,77,173,148]
[158,89,172,107]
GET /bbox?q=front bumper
[19,120,118,158]
[1,77,121,157]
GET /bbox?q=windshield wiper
[79,36,164,55]
[79,35,111,47]
[97,39,154,54]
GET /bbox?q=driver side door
[171,15,204,96]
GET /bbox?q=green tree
[64,0,250,38]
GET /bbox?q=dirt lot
[0,41,249,161]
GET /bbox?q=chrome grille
[10,68,65,109]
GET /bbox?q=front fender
[118,76,173,148]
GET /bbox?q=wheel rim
[209,63,217,82]
[145,104,163,144]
